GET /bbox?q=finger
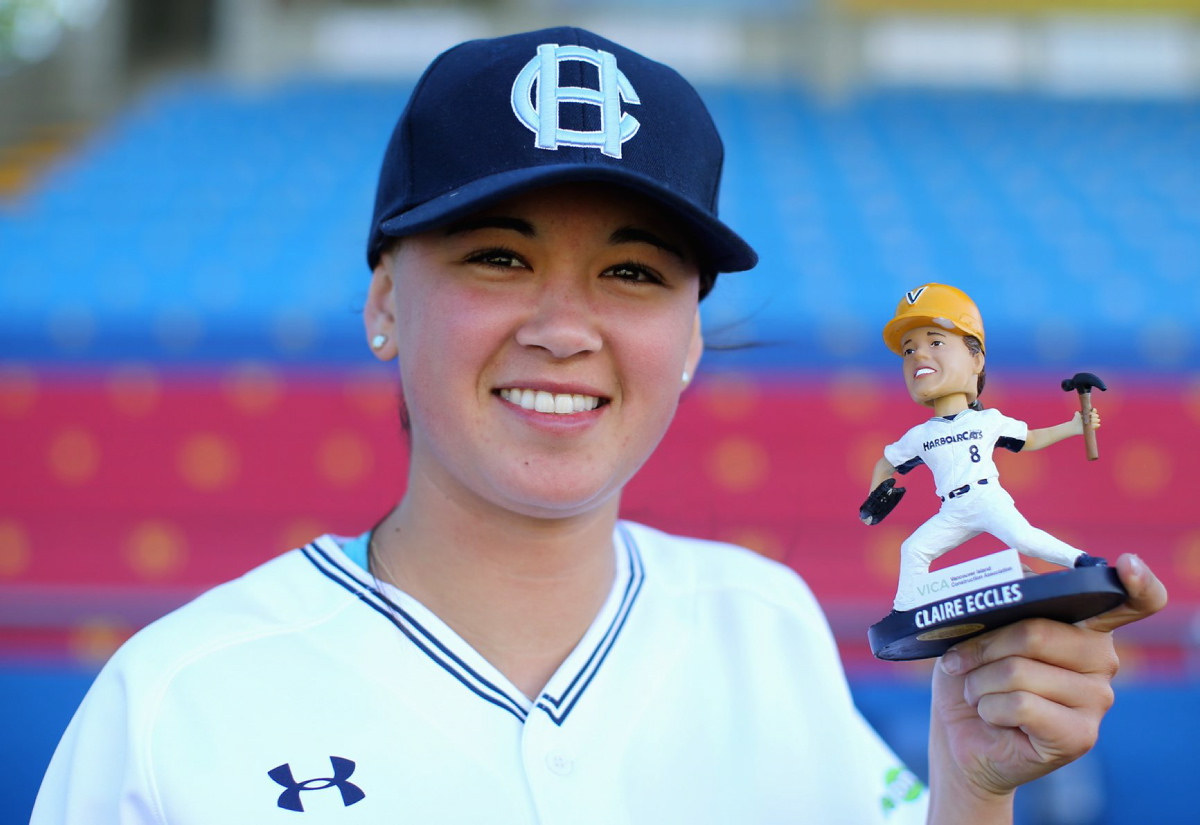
[1079,553,1168,634]
[962,655,1114,712]
[975,690,1101,763]
[942,618,1118,678]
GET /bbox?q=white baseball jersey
[33,522,927,824]
[884,408,1027,498]
[883,408,1085,610]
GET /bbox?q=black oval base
[868,566,1127,661]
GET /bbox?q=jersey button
[545,750,574,776]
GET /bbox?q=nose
[514,279,603,359]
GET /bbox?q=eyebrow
[609,226,686,261]
[901,330,947,348]
[443,216,686,261]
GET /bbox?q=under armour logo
[511,43,641,159]
[268,756,365,813]
[904,287,927,305]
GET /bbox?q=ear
[364,257,398,361]
[683,309,704,385]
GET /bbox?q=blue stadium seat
[2,80,1196,371]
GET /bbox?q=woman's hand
[1069,407,1101,435]
[926,553,1167,823]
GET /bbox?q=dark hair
[963,334,986,410]
[396,387,410,435]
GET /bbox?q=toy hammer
[1061,372,1107,461]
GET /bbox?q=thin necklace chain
[366,523,402,591]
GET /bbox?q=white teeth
[499,388,601,414]
[915,368,936,378]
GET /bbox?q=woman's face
[900,326,984,407]
[365,183,704,521]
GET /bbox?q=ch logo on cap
[511,43,641,159]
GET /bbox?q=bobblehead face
[364,182,705,521]
[900,325,984,410]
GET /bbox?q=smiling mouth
[498,388,605,414]
[913,367,937,378]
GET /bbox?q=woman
[33,27,1165,824]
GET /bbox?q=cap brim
[377,164,758,273]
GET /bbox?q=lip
[496,396,607,433]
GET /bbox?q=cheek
[942,355,976,390]
[618,312,694,399]
[393,288,510,409]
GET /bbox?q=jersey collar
[301,525,644,727]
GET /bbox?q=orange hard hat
[882,283,985,355]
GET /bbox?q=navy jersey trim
[301,530,644,727]
[895,456,924,475]
[997,436,1025,453]
[536,524,645,726]
[301,543,529,723]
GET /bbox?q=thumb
[1079,554,1168,634]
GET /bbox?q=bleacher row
[2,78,1198,369]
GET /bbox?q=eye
[465,247,527,269]
[602,262,665,285]
[902,347,915,356]
[930,339,943,347]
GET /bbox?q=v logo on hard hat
[511,43,641,159]
[905,287,927,305]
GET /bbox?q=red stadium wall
[2,367,1195,669]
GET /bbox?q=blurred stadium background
[2,0,1199,822]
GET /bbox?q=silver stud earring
[371,334,388,350]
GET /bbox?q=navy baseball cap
[366,26,758,285]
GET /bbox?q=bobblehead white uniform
[33,522,927,824]
[885,408,1084,611]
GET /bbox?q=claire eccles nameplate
[869,549,1125,660]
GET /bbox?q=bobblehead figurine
[861,284,1126,660]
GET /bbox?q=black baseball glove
[859,479,906,525]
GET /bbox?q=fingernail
[941,649,961,675]
[1128,554,1144,578]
